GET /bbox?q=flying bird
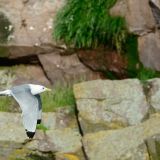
[0,84,51,138]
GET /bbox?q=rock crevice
[73,78,160,160]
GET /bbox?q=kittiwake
[0,84,51,138]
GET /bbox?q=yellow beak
[45,88,52,91]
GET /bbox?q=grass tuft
[53,0,127,52]
[0,96,14,112]
[36,123,48,132]
[41,84,75,112]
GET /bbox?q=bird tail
[0,90,11,96]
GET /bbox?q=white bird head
[29,84,51,95]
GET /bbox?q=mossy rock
[9,148,55,160]
[0,12,13,44]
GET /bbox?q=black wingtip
[26,131,35,138]
[37,119,41,124]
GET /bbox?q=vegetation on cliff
[53,0,127,52]
[53,0,160,80]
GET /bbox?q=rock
[39,53,101,85]
[8,148,56,160]
[149,0,160,28]
[150,0,160,8]
[147,78,160,112]
[0,69,15,89]
[46,128,82,153]
[0,0,65,58]
[26,129,84,159]
[74,79,149,133]
[12,65,50,86]
[0,112,27,143]
[110,0,160,71]
[26,111,84,159]
[0,65,50,90]
[110,0,155,35]
[41,109,78,130]
[138,31,160,71]
[145,134,160,160]
[82,114,160,160]
[55,153,82,160]
[77,48,127,79]
[0,142,23,160]
[0,111,84,159]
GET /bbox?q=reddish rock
[77,48,127,79]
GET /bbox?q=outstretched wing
[34,94,42,124]
[11,85,38,138]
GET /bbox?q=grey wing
[34,94,42,124]
[11,87,38,138]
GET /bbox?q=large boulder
[82,114,160,160]
[110,0,155,35]
[39,53,101,85]
[0,0,65,58]
[74,79,149,134]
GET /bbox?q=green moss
[9,148,55,160]
[36,123,48,132]
[0,97,14,112]
[53,0,127,51]
[0,46,9,57]
[0,12,13,44]
[123,34,140,78]
[123,35,160,80]
[137,67,160,81]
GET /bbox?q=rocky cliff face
[1,0,160,85]
[110,0,160,71]
[0,0,101,86]
[0,0,65,57]
[2,79,160,159]
[73,78,160,160]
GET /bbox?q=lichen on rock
[0,12,13,44]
